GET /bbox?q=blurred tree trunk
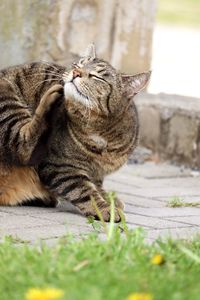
[0,0,156,73]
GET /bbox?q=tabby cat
[0,45,150,222]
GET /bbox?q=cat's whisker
[78,95,91,126]
[37,69,64,77]
[82,85,99,113]
[85,104,91,127]
[26,73,63,80]
[87,99,96,125]
[33,78,61,93]
[27,74,63,81]
[90,103,99,124]
[40,60,60,72]
[92,100,99,113]
[39,71,63,78]
[39,68,64,76]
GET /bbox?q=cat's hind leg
[22,197,58,207]
[0,165,56,207]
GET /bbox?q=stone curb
[135,92,200,168]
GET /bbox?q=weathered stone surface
[138,107,160,150]
[167,115,198,161]
[125,213,192,229]
[110,0,156,73]
[135,93,200,168]
[0,0,156,73]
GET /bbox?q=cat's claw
[100,207,121,223]
[85,207,121,223]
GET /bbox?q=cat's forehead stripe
[96,62,107,67]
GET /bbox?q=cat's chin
[64,82,89,107]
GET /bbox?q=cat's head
[63,44,151,124]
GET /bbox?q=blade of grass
[118,209,129,236]
[179,245,200,264]
[107,195,115,241]
[167,196,200,208]
[91,196,108,234]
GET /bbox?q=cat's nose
[72,69,82,79]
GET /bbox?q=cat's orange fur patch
[0,165,50,205]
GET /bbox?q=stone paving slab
[147,227,200,241]
[165,216,200,226]
[123,196,166,208]
[125,213,193,229]
[0,161,200,244]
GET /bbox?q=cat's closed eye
[96,69,110,78]
[102,72,110,77]
[89,73,105,82]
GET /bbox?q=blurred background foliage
[158,0,200,27]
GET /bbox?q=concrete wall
[135,93,200,168]
[0,0,156,73]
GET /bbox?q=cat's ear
[84,43,96,60]
[122,71,151,98]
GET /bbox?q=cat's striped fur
[0,45,150,221]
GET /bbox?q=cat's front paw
[40,84,64,111]
[100,207,121,223]
[72,191,124,223]
[115,197,124,210]
[83,205,122,223]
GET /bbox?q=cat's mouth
[64,81,89,106]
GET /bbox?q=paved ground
[0,161,200,245]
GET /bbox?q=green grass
[0,193,200,300]
[167,196,200,207]
[1,228,200,300]
[157,0,200,27]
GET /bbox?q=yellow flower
[151,254,164,265]
[25,288,64,300]
[127,292,153,300]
